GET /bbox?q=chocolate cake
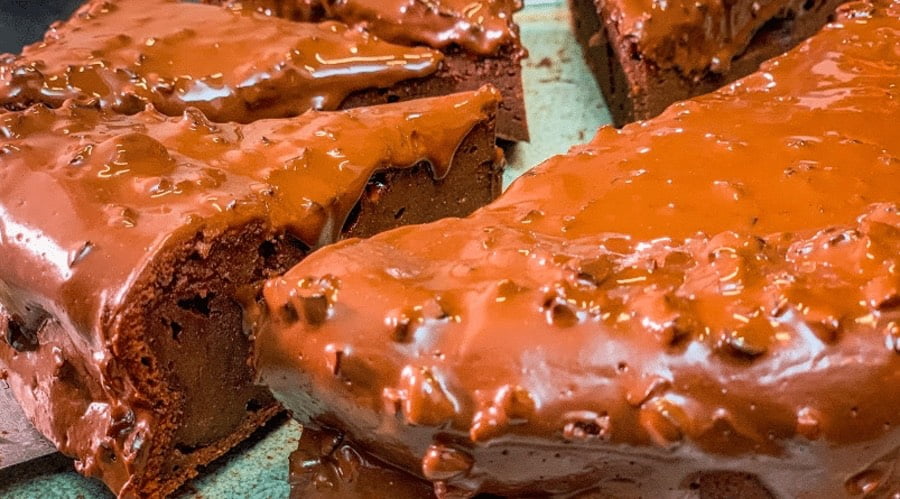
[571,0,846,126]
[0,0,528,141]
[0,88,502,497]
[208,0,530,141]
[258,1,900,496]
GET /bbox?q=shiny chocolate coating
[0,0,442,123]
[224,0,524,57]
[259,1,900,496]
[288,426,435,498]
[604,0,834,74]
[0,87,500,495]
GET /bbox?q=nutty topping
[398,366,457,427]
[639,398,688,447]
[297,293,329,327]
[575,255,616,287]
[562,411,611,442]
[718,314,773,360]
[795,406,823,440]
[421,444,474,482]
[470,385,536,442]
[543,295,579,328]
[387,312,414,343]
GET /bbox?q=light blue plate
[0,2,611,496]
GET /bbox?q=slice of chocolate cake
[0,0,526,141]
[0,87,502,497]
[209,0,530,141]
[571,0,845,126]
[258,1,900,496]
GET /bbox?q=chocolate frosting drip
[0,87,499,494]
[259,2,900,497]
[0,0,442,123]
[289,427,434,498]
[604,0,833,74]
[224,0,525,57]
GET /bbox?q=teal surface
[505,3,611,182]
[1,418,302,498]
[0,1,612,496]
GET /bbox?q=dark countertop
[0,0,84,53]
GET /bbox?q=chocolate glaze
[0,87,500,496]
[260,2,900,496]
[573,0,846,127]
[600,0,840,75]
[220,0,525,58]
[289,426,435,498]
[0,0,443,123]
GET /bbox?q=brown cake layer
[0,88,502,497]
[343,46,528,143]
[571,0,844,126]
[210,0,530,141]
[258,1,900,497]
[0,0,528,141]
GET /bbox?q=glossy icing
[260,1,900,496]
[604,0,828,74]
[226,0,524,57]
[0,87,500,494]
[0,0,442,123]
